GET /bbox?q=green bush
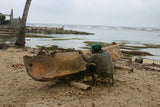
[0,13,6,20]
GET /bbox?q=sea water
[2,23,160,60]
[26,23,160,48]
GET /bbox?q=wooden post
[10,9,13,25]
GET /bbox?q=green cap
[91,42,101,51]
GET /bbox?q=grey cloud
[0,0,160,28]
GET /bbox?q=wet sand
[0,47,160,107]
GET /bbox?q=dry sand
[0,47,160,107]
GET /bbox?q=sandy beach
[0,47,160,107]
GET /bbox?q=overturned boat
[24,44,123,81]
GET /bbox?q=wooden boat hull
[24,44,123,81]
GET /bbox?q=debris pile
[114,57,160,73]
[0,42,15,50]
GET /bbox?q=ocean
[26,23,160,47]
[3,23,160,60]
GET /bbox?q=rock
[135,57,143,64]
[0,43,9,50]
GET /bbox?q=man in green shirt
[78,42,114,88]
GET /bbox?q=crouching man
[78,42,114,88]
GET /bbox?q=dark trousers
[86,63,96,85]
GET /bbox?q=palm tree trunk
[15,0,32,48]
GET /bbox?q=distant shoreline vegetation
[26,26,94,35]
[0,25,94,37]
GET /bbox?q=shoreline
[26,26,94,35]
[1,41,160,61]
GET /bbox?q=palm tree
[15,0,32,48]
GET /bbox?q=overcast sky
[1,0,160,28]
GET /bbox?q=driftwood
[143,63,160,68]
[114,64,133,71]
[143,66,160,72]
[70,81,91,91]
[24,44,123,81]
[142,63,160,72]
